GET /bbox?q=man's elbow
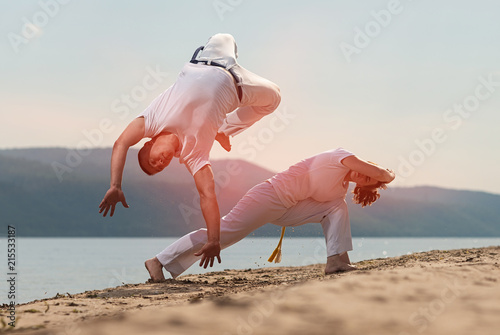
[199,190,217,201]
[113,139,130,151]
[199,191,218,207]
[197,182,217,200]
[377,171,395,183]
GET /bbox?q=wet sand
[2,246,499,335]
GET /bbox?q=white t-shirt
[138,62,239,175]
[268,148,355,208]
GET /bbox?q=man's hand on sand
[194,241,221,268]
[99,186,129,217]
[215,132,232,152]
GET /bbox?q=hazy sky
[2,0,499,194]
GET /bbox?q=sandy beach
[2,246,499,335]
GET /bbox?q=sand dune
[3,246,499,335]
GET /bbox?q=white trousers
[218,65,281,137]
[156,182,352,279]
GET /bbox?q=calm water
[2,237,499,304]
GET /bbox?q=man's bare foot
[325,263,357,274]
[325,254,358,275]
[145,257,166,282]
[339,251,351,265]
[215,132,231,152]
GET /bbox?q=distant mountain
[0,147,275,237]
[0,148,499,237]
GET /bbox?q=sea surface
[2,237,500,304]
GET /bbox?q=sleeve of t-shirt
[136,108,155,138]
[181,138,213,176]
[184,154,211,176]
[305,149,352,198]
[309,148,354,172]
[331,147,355,167]
[136,90,169,138]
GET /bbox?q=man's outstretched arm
[99,117,145,217]
[193,165,222,268]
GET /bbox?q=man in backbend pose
[99,33,281,266]
[145,148,396,281]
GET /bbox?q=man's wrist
[207,236,220,244]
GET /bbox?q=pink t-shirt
[138,62,239,175]
[268,148,354,208]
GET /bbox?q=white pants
[156,182,352,278]
[218,65,281,137]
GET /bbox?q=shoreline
[11,236,500,305]
[1,246,499,335]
